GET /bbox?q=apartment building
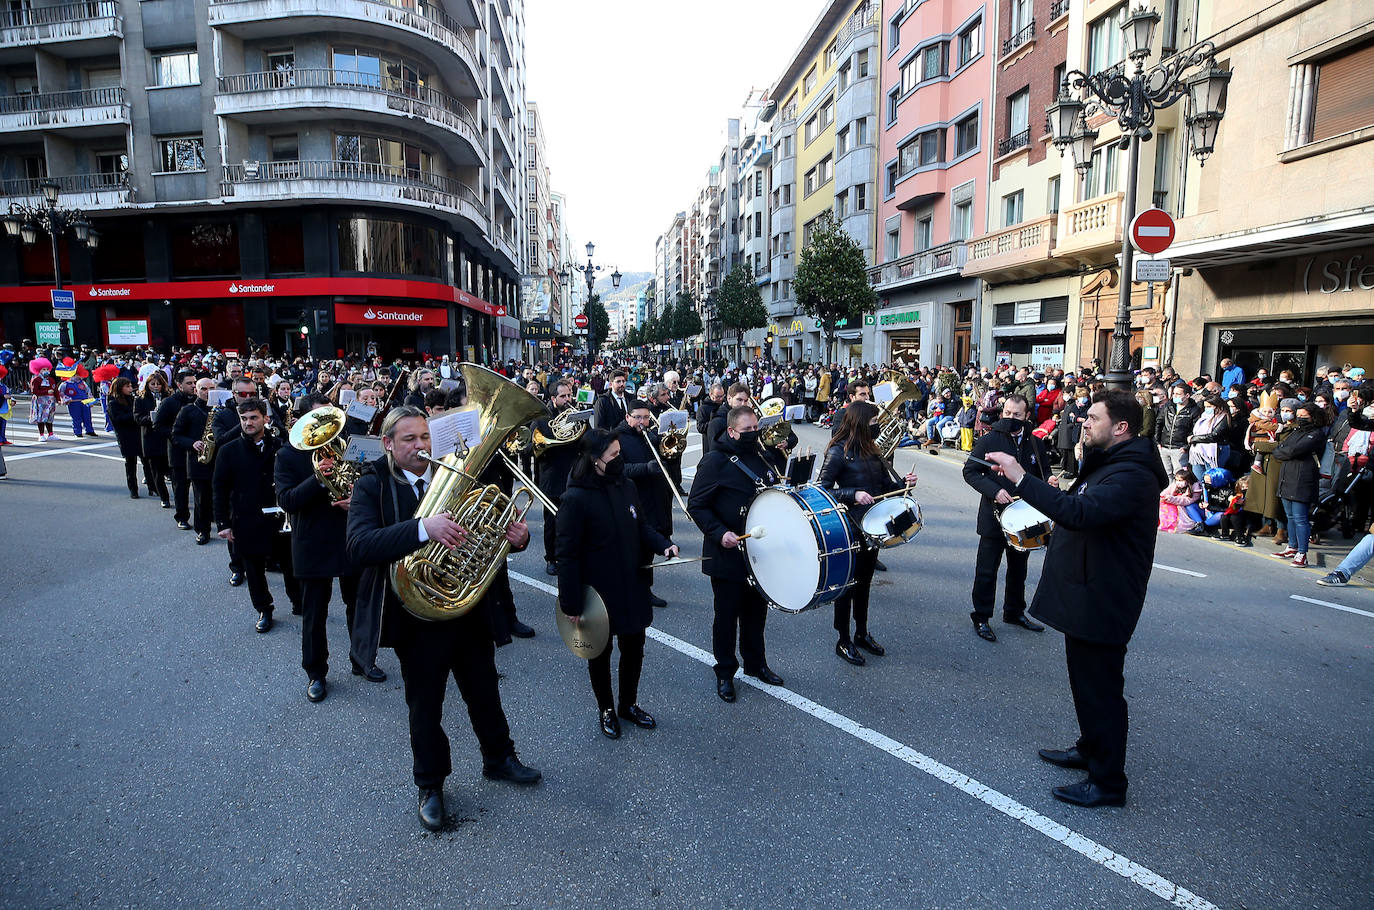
[0,0,527,361]
[1169,0,1374,380]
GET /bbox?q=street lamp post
[560,241,620,358]
[1046,3,1230,389]
[5,180,102,350]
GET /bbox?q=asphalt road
[1,415,1370,910]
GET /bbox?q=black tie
[415,479,427,499]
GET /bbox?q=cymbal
[642,555,710,569]
[555,586,609,659]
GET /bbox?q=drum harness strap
[728,455,777,490]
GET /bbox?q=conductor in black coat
[173,378,217,544]
[345,406,541,833]
[557,429,677,739]
[275,394,366,702]
[685,405,787,702]
[213,397,300,632]
[961,395,1051,642]
[533,379,581,574]
[986,390,1169,808]
[154,371,197,526]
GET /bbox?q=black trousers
[834,545,879,639]
[711,578,768,679]
[191,478,212,536]
[589,631,646,711]
[242,532,299,614]
[971,533,1029,622]
[300,574,359,680]
[144,454,169,502]
[1219,512,1255,539]
[1059,447,1078,477]
[394,611,516,788]
[541,500,559,564]
[170,456,190,523]
[122,454,140,496]
[1065,635,1129,794]
[485,563,519,647]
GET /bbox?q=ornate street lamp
[1047,2,1231,389]
[560,242,619,356]
[6,180,101,349]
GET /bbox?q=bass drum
[743,484,857,614]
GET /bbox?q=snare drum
[859,496,923,549]
[1000,498,1053,551]
[743,484,857,613]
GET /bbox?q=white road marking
[508,570,1220,910]
[1152,563,1207,578]
[6,442,119,461]
[67,449,126,462]
[1290,594,1374,620]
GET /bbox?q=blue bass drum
[743,483,857,613]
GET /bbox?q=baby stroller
[1188,467,1234,538]
[1312,461,1372,540]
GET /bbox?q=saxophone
[197,405,220,465]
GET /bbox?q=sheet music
[685,383,702,398]
[338,389,357,406]
[345,400,376,423]
[428,408,481,458]
[761,381,774,397]
[759,413,783,430]
[783,405,806,421]
[343,435,383,464]
[438,377,462,393]
[873,382,897,404]
[658,409,689,433]
[208,389,232,407]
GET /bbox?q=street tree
[716,263,768,339]
[622,325,640,349]
[585,294,611,355]
[655,302,674,343]
[674,292,703,341]
[794,210,877,362]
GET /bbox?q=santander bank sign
[335,302,448,327]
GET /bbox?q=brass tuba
[197,405,221,465]
[391,364,550,622]
[873,375,922,460]
[289,404,361,500]
[532,405,589,458]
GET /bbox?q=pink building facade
[869,0,992,368]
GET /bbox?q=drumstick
[737,525,767,541]
[965,454,998,470]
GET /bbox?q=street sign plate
[1134,258,1171,282]
[35,321,62,344]
[51,288,75,320]
[1129,208,1176,255]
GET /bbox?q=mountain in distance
[593,271,653,305]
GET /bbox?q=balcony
[1001,20,1035,58]
[996,129,1031,158]
[215,69,483,165]
[2,171,132,209]
[867,241,968,291]
[207,0,479,88]
[1055,192,1125,265]
[963,215,1058,281]
[0,1,121,53]
[834,1,878,50]
[0,86,128,136]
[1049,0,1070,24]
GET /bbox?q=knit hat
[1279,397,1299,412]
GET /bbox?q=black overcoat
[212,434,284,557]
[616,422,673,537]
[685,433,786,582]
[107,396,142,458]
[274,443,351,578]
[173,400,213,482]
[962,418,1051,537]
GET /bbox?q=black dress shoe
[649,593,668,608]
[1004,614,1045,632]
[835,640,866,665]
[291,602,303,616]
[160,500,172,509]
[418,787,445,831]
[509,619,536,638]
[746,665,784,685]
[176,520,192,530]
[853,632,885,656]
[716,677,736,702]
[130,491,140,500]
[364,666,387,683]
[973,619,997,642]
[618,704,656,729]
[195,533,209,545]
[307,678,327,703]
[482,754,542,785]
[255,612,273,633]
[599,708,621,739]
[1038,746,1090,770]
[1052,779,1126,808]
[545,561,557,576]
[229,571,244,587]
[874,558,888,572]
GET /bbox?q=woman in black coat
[135,371,171,506]
[107,377,143,499]
[556,428,677,739]
[817,402,918,665]
[1272,403,1326,568]
[1057,386,1091,477]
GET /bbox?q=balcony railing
[0,1,120,46]
[964,214,1057,278]
[1050,0,1070,21]
[4,171,127,196]
[0,86,128,129]
[216,68,478,136]
[1002,20,1035,57]
[997,129,1031,157]
[221,158,482,217]
[835,1,878,49]
[1056,192,1125,261]
[867,242,968,288]
[208,0,475,71]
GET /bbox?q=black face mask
[1293,417,1311,428]
[736,430,761,448]
[602,455,624,477]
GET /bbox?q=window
[804,65,817,96]
[151,51,199,87]
[887,87,900,123]
[1080,143,1120,198]
[753,211,762,236]
[94,151,123,175]
[854,183,868,212]
[21,154,45,179]
[334,132,435,177]
[886,227,901,260]
[824,40,838,70]
[158,136,205,173]
[169,220,238,278]
[819,95,835,130]
[854,118,869,146]
[835,190,849,220]
[782,135,794,158]
[782,183,792,204]
[916,216,933,252]
[838,60,852,93]
[886,162,899,195]
[922,43,947,80]
[889,15,902,52]
[1052,61,1067,96]
[331,47,427,90]
[952,201,973,241]
[804,165,818,196]
[958,20,982,67]
[900,58,920,94]
[955,112,979,156]
[1087,5,1126,75]
[1009,0,1031,34]
[1047,174,1061,214]
[1310,39,1374,142]
[804,114,819,145]
[1003,190,1024,227]
[1009,88,1030,137]
[337,216,443,277]
[803,217,821,248]
[754,175,762,197]
[857,50,870,78]
[818,154,833,186]
[1151,129,1172,210]
[782,231,792,252]
[837,126,851,156]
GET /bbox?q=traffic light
[299,323,309,341]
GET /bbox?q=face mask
[1047,383,1056,390]
[1363,407,1374,419]
[1173,396,1185,405]
[1228,391,1239,399]
[736,429,761,448]
[1203,406,1214,415]
[1294,416,1311,427]
[1280,411,1294,422]
[1297,394,1307,401]
[602,455,624,477]
[1335,390,1351,401]
[40,369,50,377]
[1076,397,1088,406]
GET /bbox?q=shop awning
[991,322,1066,338]
[835,330,863,340]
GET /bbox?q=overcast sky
[525,0,814,274]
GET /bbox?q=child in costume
[28,357,57,441]
[57,359,96,438]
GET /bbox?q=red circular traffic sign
[574,313,589,329]
[1129,208,1176,256]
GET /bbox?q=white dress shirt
[401,466,435,541]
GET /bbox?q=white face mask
[1203,406,1214,415]
[1173,396,1185,405]
[1280,411,1294,422]
[1335,390,1351,401]
[1363,407,1374,419]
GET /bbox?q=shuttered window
[1312,40,1374,141]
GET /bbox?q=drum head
[1001,499,1053,551]
[860,496,923,547]
[744,489,821,612]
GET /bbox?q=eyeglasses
[234,391,253,398]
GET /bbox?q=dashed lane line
[1152,563,1207,578]
[1290,594,1374,620]
[508,569,1221,910]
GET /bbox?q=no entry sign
[1129,208,1176,256]
[574,313,589,329]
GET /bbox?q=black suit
[962,418,1050,623]
[135,393,168,502]
[275,444,359,680]
[533,408,579,564]
[346,456,522,788]
[213,404,247,572]
[686,434,786,679]
[173,400,213,536]
[594,391,630,430]
[696,399,722,455]
[154,389,194,522]
[213,433,298,615]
